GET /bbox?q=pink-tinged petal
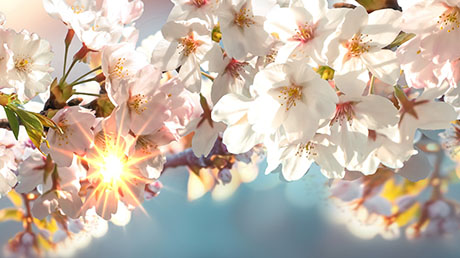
[252,63,290,94]
[179,57,202,92]
[31,192,58,220]
[212,93,252,125]
[334,57,369,96]
[363,9,402,47]
[362,49,400,86]
[414,101,457,130]
[151,39,182,71]
[222,115,263,154]
[401,2,445,34]
[129,93,170,135]
[247,95,281,134]
[280,144,314,181]
[58,191,83,219]
[337,6,368,40]
[354,95,399,130]
[192,121,226,157]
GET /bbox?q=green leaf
[33,112,63,134]
[13,107,45,151]
[385,32,416,49]
[3,106,20,139]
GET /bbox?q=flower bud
[65,29,75,47]
[218,168,232,185]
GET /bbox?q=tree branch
[162,137,229,174]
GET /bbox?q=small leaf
[96,95,115,117]
[212,24,222,43]
[33,112,63,134]
[3,106,20,139]
[385,32,416,49]
[0,208,24,222]
[13,107,45,151]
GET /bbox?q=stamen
[278,84,303,111]
[330,101,356,126]
[234,6,255,28]
[190,0,207,7]
[291,23,315,43]
[225,58,248,78]
[178,33,202,57]
[111,58,129,79]
[295,142,317,157]
[71,4,85,14]
[344,34,372,58]
[128,94,148,114]
[14,57,31,73]
[438,7,460,32]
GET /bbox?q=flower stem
[72,91,100,97]
[70,66,102,86]
[63,44,69,78]
[369,75,375,95]
[70,76,98,87]
[60,59,79,86]
[201,71,215,81]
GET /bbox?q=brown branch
[162,137,229,173]
[0,119,11,130]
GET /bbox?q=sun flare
[98,154,126,184]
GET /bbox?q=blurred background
[1,0,460,257]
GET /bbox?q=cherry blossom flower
[402,0,460,64]
[42,0,97,32]
[264,0,349,64]
[43,106,96,167]
[397,37,444,89]
[102,42,148,97]
[110,65,172,136]
[152,19,215,92]
[43,0,142,51]
[328,6,402,96]
[396,85,457,144]
[31,164,84,220]
[248,60,338,143]
[0,29,53,101]
[212,93,264,154]
[168,0,219,27]
[265,133,345,180]
[218,0,271,59]
[206,45,256,103]
[324,93,399,174]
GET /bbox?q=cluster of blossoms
[0,0,459,255]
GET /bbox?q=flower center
[128,94,148,114]
[71,4,85,14]
[330,101,355,126]
[190,0,207,7]
[179,33,201,57]
[225,58,248,78]
[111,57,129,79]
[14,57,31,73]
[295,142,317,157]
[438,7,460,32]
[278,84,303,111]
[234,6,255,28]
[345,34,371,58]
[292,22,315,43]
[56,119,72,146]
